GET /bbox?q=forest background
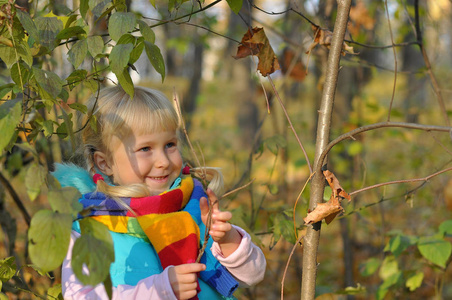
[1,0,452,299]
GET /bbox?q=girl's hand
[168,263,205,299]
[200,189,242,256]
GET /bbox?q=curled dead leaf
[323,170,351,201]
[306,25,356,56]
[234,27,280,77]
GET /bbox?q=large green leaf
[129,39,144,65]
[406,271,424,292]
[25,162,47,201]
[226,0,243,14]
[109,43,133,74]
[0,98,21,152]
[386,234,414,257]
[116,68,134,99]
[417,236,452,268]
[108,12,136,41]
[0,45,17,68]
[86,36,104,58]
[144,41,165,82]
[89,0,112,20]
[28,210,73,273]
[439,220,452,236]
[68,39,88,68]
[137,20,155,43]
[16,10,39,42]
[72,218,115,286]
[48,187,82,218]
[34,17,63,51]
[11,61,31,86]
[56,26,86,40]
[32,67,65,99]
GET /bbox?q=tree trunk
[301,1,352,299]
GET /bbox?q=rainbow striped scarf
[77,175,238,298]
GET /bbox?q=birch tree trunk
[301,1,352,299]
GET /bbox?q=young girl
[53,86,266,299]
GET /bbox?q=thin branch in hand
[384,0,398,121]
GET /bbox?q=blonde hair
[82,85,224,198]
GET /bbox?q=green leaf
[47,284,63,300]
[72,218,115,286]
[32,67,65,99]
[137,20,155,43]
[16,10,40,42]
[68,39,88,68]
[0,45,17,68]
[117,34,136,45]
[56,26,86,40]
[359,257,380,277]
[439,220,452,236]
[89,0,112,20]
[68,102,88,114]
[28,210,73,273]
[386,234,412,257]
[272,212,296,245]
[0,98,22,152]
[40,119,54,137]
[144,41,165,82]
[80,0,89,19]
[417,236,452,268]
[109,43,133,74]
[34,17,64,51]
[379,255,398,280]
[25,162,47,201]
[226,0,243,14]
[116,68,134,99]
[406,271,424,292]
[16,40,33,67]
[108,12,136,41]
[48,187,82,218]
[129,40,144,65]
[0,257,17,281]
[86,36,104,58]
[11,61,31,86]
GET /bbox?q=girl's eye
[166,142,176,149]
[139,147,151,152]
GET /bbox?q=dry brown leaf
[303,196,344,225]
[234,27,280,77]
[323,170,351,201]
[306,25,356,56]
[280,47,306,81]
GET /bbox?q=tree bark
[301,1,352,299]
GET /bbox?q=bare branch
[349,166,452,197]
[318,122,452,174]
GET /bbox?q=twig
[281,233,304,300]
[318,122,452,174]
[267,76,313,174]
[349,166,452,197]
[384,0,397,121]
[222,179,255,199]
[0,171,31,226]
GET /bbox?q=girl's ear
[93,151,113,176]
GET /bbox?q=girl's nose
[154,150,170,168]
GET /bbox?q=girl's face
[100,129,183,195]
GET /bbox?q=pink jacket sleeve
[62,231,177,300]
[211,225,266,287]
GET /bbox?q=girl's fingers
[206,188,219,211]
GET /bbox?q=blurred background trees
[1,0,452,299]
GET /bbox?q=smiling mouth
[150,176,168,180]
